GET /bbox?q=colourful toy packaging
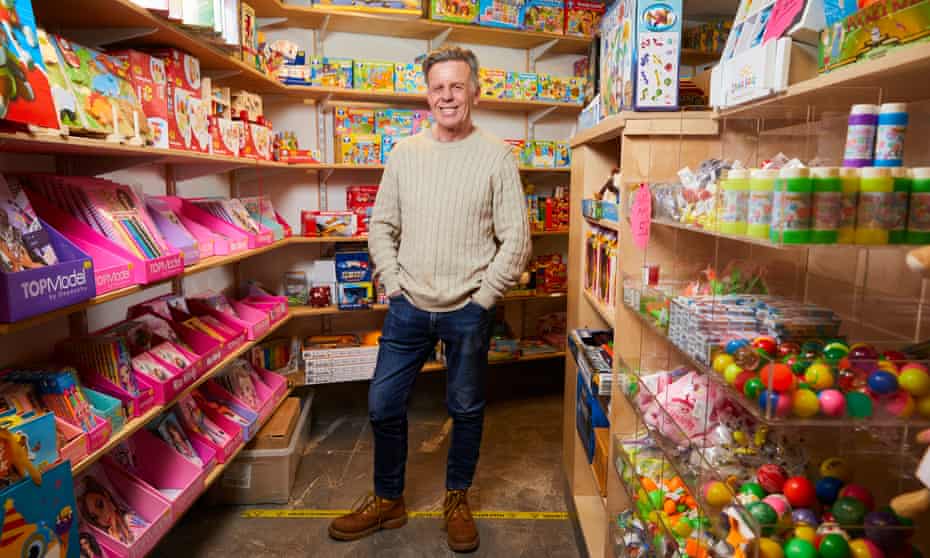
[240,2,259,68]
[335,107,375,135]
[554,141,571,167]
[393,63,427,94]
[338,282,373,310]
[0,460,80,558]
[37,30,80,133]
[504,139,526,165]
[524,0,564,33]
[310,57,353,89]
[353,61,395,92]
[565,0,607,37]
[241,122,273,161]
[505,72,538,100]
[479,68,507,98]
[314,0,421,12]
[111,50,170,149]
[430,0,479,23]
[528,140,555,168]
[0,0,59,130]
[478,0,527,29]
[820,0,930,73]
[347,185,379,234]
[381,134,408,163]
[302,210,359,237]
[599,0,682,113]
[211,117,241,157]
[337,134,382,165]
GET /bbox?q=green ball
[746,501,778,535]
[647,489,664,511]
[739,482,766,499]
[744,377,765,400]
[832,496,866,525]
[818,534,850,558]
[823,342,850,363]
[845,391,874,418]
[784,538,818,558]
[792,358,811,375]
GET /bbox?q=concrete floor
[153,360,583,558]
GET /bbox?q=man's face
[426,60,477,133]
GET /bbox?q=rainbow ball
[848,538,885,558]
[884,391,915,418]
[897,365,930,397]
[724,362,745,385]
[820,458,851,482]
[793,389,820,418]
[762,493,792,518]
[819,389,846,417]
[816,477,845,505]
[757,463,788,494]
[806,363,836,390]
[713,353,736,374]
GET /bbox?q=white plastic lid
[861,167,891,179]
[839,168,860,179]
[913,168,930,180]
[811,167,840,178]
[880,103,908,114]
[728,169,750,180]
[779,167,809,178]
[850,104,879,115]
[751,169,778,179]
[891,167,911,178]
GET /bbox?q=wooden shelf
[251,0,590,55]
[573,495,607,558]
[583,216,621,232]
[421,350,565,372]
[72,315,292,476]
[583,290,614,327]
[570,110,718,147]
[289,304,389,317]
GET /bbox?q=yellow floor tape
[241,509,569,520]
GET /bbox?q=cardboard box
[157,48,202,94]
[336,134,382,165]
[247,396,300,450]
[477,0,526,29]
[506,71,538,100]
[335,107,375,135]
[394,63,426,93]
[479,68,507,98]
[430,0,478,23]
[354,60,395,92]
[565,0,606,37]
[592,426,609,497]
[524,0,564,33]
[112,50,169,148]
[311,57,354,88]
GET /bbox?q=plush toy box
[430,0,479,23]
[506,72,538,100]
[111,50,169,149]
[479,68,507,98]
[353,61,395,92]
[478,0,526,29]
[0,218,96,323]
[524,0,563,33]
[336,134,382,165]
[0,461,79,558]
[335,107,375,135]
[310,57,354,88]
[394,63,426,93]
[77,461,173,558]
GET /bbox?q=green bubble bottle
[854,167,893,245]
[771,167,812,244]
[838,168,859,243]
[810,167,841,244]
[889,167,912,244]
[747,169,776,240]
[720,169,750,235]
[907,168,930,244]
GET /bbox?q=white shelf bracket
[315,15,332,55]
[257,17,288,29]
[529,39,558,71]
[57,27,157,49]
[429,27,453,50]
[528,105,558,126]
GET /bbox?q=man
[328,46,531,553]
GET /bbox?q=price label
[631,184,652,249]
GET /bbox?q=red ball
[734,371,757,394]
[838,483,874,511]
[882,350,908,363]
[760,363,795,392]
[753,336,778,357]
[782,476,816,508]
[756,463,788,494]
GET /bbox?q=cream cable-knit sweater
[368,127,532,312]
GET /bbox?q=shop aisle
[153,362,581,558]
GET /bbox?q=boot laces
[350,493,384,517]
[444,490,471,521]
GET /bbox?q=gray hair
[421,46,480,91]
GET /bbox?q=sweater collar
[422,126,480,149]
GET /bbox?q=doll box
[393,63,426,94]
[430,0,478,23]
[478,0,526,29]
[310,57,354,88]
[479,68,507,98]
[78,461,173,558]
[175,198,254,251]
[198,384,260,440]
[353,61,395,92]
[0,219,96,323]
[180,401,244,464]
[524,0,563,33]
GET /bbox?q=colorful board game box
[430,0,479,23]
[479,68,507,98]
[381,134,408,163]
[310,57,353,88]
[336,134,382,165]
[375,109,431,135]
[554,141,571,167]
[528,140,555,167]
[524,0,564,33]
[504,139,528,166]
[505,72,538,100]
[393,63,427,94]
[0,0,60,130]
[566,0,606,37]
[335,107,375,135]
[353,61,395,92]
[111,50,169,149]
[478,0,526,29]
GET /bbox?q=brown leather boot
[328,493,407,541]
[443,489,479,553]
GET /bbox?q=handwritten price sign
[631,184,652,249]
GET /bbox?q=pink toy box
[107,428,213,521]
[76,461,173,558]
[151,196,249,256]
[198,381,261,438]
[209,366,287,425]
[146,196,216,258]
[160,302,247,358]
[126,297,225,375]
[240,294,289,325]
[56,416,88,465]
[182,197,273,250]
[188,298,271,342]
[175,394,245,463]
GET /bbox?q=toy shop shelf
[570,111,718,147]
[30,0,283,94]
[532,228,570,235]
[720,41,930,119]
[288,234,369,244]
[583,289,615,326]
[71,315,293,476]
[584,216,621,233]
[250,0,590,55]
[572,495,607,558]
[679,49,720,67]
[520,167,570,174]
[289,304,389,318]
[420,351,566,372]
[652,218,916,251]
[503,292,567,301]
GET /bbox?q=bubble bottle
[747,169,777,240]
[838,168,859,243]
[810,167,841,244]
[854,167,893,244]
[907,168,930,244]
[720,169,750,235]
[843,104,878,168]
[890,167,912,244]
[771,167,812,244]
[875,103,908,167]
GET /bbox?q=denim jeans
[369,295,494,500]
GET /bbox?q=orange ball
[760,363,795,392]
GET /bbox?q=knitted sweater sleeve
[368,148,402,296]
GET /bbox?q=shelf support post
[315,15,332,56]
[429,27,453,51]
[527,106,558,140]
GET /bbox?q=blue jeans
[369,295,494,500]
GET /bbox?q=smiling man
[328,46,531,553]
